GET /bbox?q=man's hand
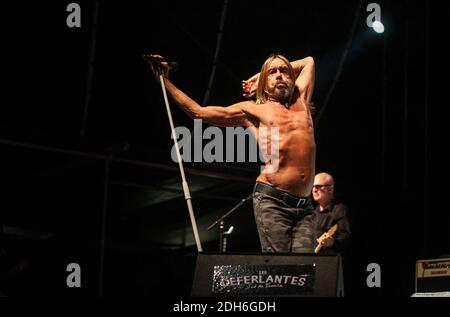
[242,74,259,98]
[317,232,335,248]
[146,54,169,80]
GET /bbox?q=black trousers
[252,184,316,253]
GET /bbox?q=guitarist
[312,173,351,255]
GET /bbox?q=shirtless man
[148,53,316,253]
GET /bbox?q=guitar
[314,224,338,254]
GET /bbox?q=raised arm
[291,56,315,104]
[242,56,315,104]
[242,73,259,98]
[148,55,256,128]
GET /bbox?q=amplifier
[415,257,450,293]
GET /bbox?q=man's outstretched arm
[148,55,255,127]
[163,78,254,127]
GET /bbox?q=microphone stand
[157,69,203,253]
[207,194,252,253]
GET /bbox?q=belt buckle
[296,198,306,208]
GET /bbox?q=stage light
[372,20,384,34]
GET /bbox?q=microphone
[142,54,178,72]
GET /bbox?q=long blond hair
[255,54,296,105]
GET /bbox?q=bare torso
[152,53,316,197]
[246,96,315,197]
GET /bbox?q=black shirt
[314,202,351,254]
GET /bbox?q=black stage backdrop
[1,0,448,299]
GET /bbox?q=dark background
[1,0,448,297]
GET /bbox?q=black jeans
[253,184,316,253]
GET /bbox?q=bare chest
[259,104,314,135]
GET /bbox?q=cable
[202,0,229,105]
[314,0,364,126]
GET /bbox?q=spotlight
[372,20,385,34]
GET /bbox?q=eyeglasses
[313,184,331,190]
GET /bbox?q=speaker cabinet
[191,253,344,297]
